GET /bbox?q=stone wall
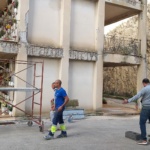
[104,4,150,97]
[103,66,137,97]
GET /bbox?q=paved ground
[102,98,139,115]
[0,116,150,150]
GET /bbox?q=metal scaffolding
[0,59,44,132]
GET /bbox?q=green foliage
[103,98,107,104]
[0,11,4,17]
[14,0,19,8]
[8,0,12,5]
[13,19,17,24]
[0,0,19,40]
[0,30,6,38]
[7,105,13,111]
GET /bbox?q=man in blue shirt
[44,79,69,140]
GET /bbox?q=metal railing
[125,0,141,6]
[104,35,141,56]
[106,0,142,5]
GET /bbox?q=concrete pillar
[13,45,27,116]
[59,0,71,92]
[13,0,29,116]
[137,0,147,108]
[93,0,105,110]
[17,0,29,32]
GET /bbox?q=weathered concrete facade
[0,0,147,115]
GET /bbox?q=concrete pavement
[0,116,150,150]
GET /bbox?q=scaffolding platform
[0,87,40,92]
[0,59,44,132]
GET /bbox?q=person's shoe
[137,140,148,145]
[43,134,54,140]
[56,133,67,138]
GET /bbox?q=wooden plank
[0,87,40,92]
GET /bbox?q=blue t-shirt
[55,87,67,109]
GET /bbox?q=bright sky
[104,0,150,34]
[104,18,129,34]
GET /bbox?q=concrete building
[0,0,147,116]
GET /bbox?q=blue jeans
[140,107,150,140]
[52,107,64,126]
